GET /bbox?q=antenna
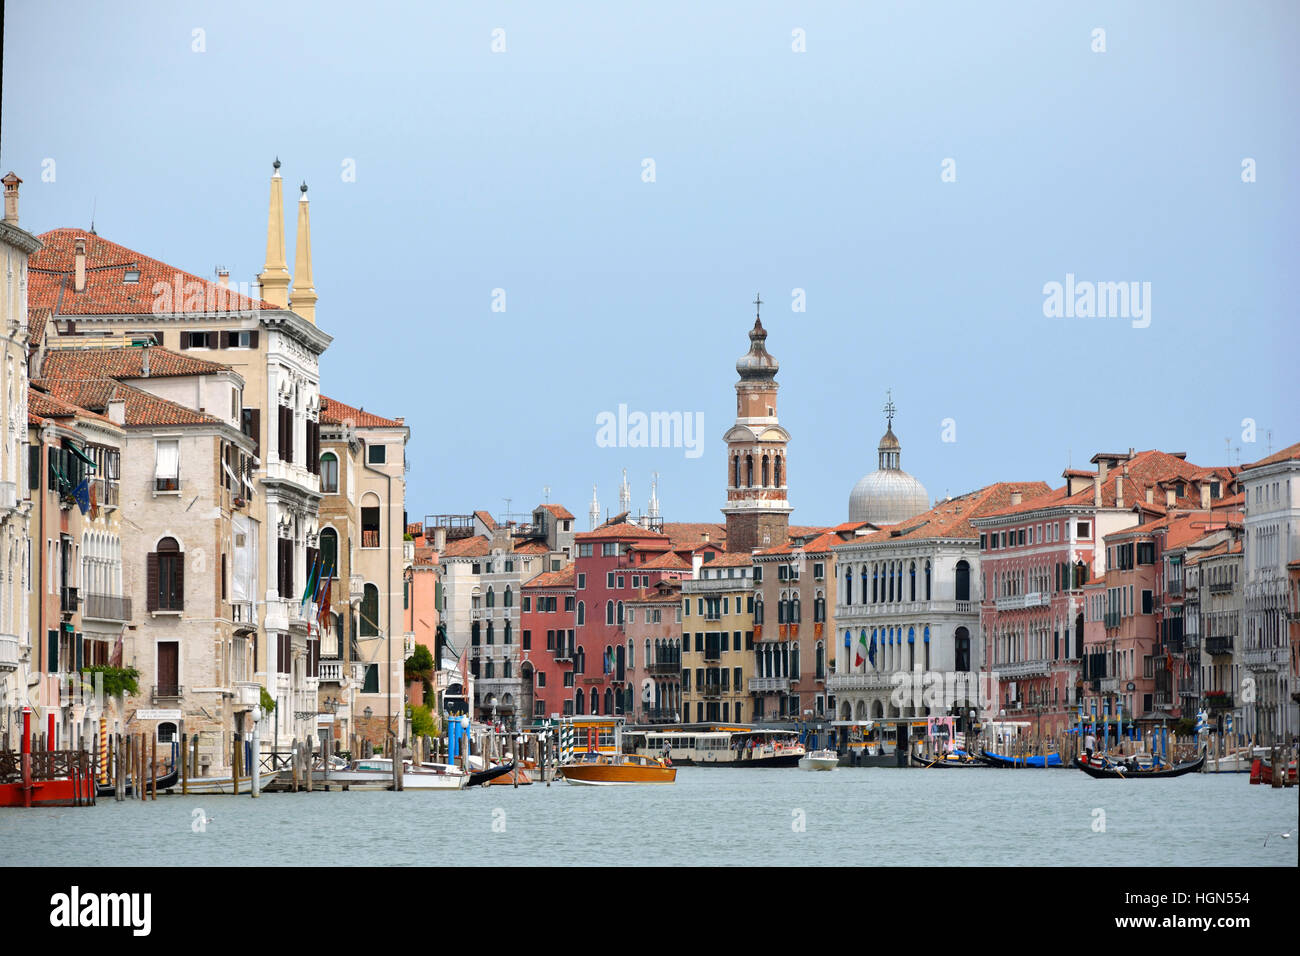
[543,485,550,502]
[89,197,98,234]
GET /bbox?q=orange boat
[559,751,676,786]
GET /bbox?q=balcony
[994,659,1051,680]
[1104,611,1120,629]
[319,660,345,683]
[954,600,974,614]
[349,574,364,602]
[553,645,573,662]
[151,684,184,702]
[827,672,896,692]
[1166,579,1183,595]
[748,676,790,693]
[1205,694,1233,711]
[234,682,262,706]
[701,682,722,698]
[60,586,79,614]
[645,661,679,676]
[703,647,721,662]
[1205,635,1234,657]
[996,594,1026,611]
[0,481,16,512]
[0,633,18,672]
[1208,581,1233,594]
[1099,677,1121,695]
[644,707,677,723]
[83,592,132,623]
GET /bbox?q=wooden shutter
[207,331,218,349]
[174,552,185,610]
[179,334,189,350]
[146,553,159,611]
[249,330,259,349]
[219,330,230,349]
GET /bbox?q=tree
[405,644,435,703]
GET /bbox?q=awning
[65,440,97,469]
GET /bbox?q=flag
[300,555,320,610]
[72,479,91,515]
[855,630,868,667]
[868,631,877,666]
[88,480,99,520]
[316,564,334,629]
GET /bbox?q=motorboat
[320,756,468,790]
[559,751,676,786]
[798,749,839,771]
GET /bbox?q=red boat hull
[0,778,82,807]
[1249,758,1298,785]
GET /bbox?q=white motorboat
[321,756,468,790]
[798,749,840,771]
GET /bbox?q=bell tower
[721,295,792,552]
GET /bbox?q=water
[2,768,1294,866]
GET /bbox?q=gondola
[979,750,1063,768]
[1075,752,1205,779]
[96,762,180,797]
[910,750,983,768]
[468,761,516,787]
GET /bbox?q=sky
[3,0,1296,529]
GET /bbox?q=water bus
[623,725,805,767]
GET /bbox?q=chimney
[2,172,20,224]
[1116,473,1125,509]
[1166,487,1175,507]
[74,238,87,292]
[692,552,704,578]
[702,532,710,543]
[433,527,447,552]
[107,399,126,425]
[1010,491,1022,506]
[142,347,150,378]
[1146,486,1154,505]
[1093,474,1101,507]
[1200,483,1210,510]
[1097,458,1109,482]
[217,267,230,288]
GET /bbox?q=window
[149,537,184,611]
[154,440,180,492]
[320,452,339,493]
[361,504,380,548]
[578,544,592,558]
[367,443,387,464]
[577,573,586,589]
[1077,521,1090,539]
[319,527,338,575]
[360,583,379,636]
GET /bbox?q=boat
[321,757,468,790]
[626,727,805,767]
[468,760,519,787]
[181,770,265,794]
[911,749,983,768]
[1075,752,1206,779]
[1249,757,1298,786]
[96,763,180,797]
[979,750,1063,769]
[559,751,676,786]
[1204,747,1268,773]
[798,749,839,771]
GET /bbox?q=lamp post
[250,704,263,798]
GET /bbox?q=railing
[1104,611,1120,629]
[702,682,722,697]
[0,634,18,672]
[645,661,679,676]
[97,478,119,509]
[152,684,184,701]
[993,659,1051,680]
[60,587,79,614]
[703,647,721,661]
[83,592,131,622]
[1208,581,1233,594]
[827,672,896,691]
[748,676,790,692]
[644,707,677,723]
[1205,635,1234,656]
[319,660,345,682]
[996,594,1026,611]
[954,600,974,614]
[1166,579,1183,595]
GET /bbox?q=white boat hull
[798,756,839,771]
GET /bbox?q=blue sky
[4,1,1296,528]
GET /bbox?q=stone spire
[589,484,600,531]
[290,181,318,324]
[648,472,660,521]
[619,468,631,515]
[259,159,291,308]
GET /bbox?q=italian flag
[854,631,868,667]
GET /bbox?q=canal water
[3,767,1294,866]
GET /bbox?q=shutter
[250,408,260,458]
[47,629,58,672]
[179,333,189,350]
[219,330,230,349]
[207,331,218,349]
[249,330,259,349]
[146,553,159,612]
[175,551,185,610]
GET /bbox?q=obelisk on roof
[290,181,317,324]
[259,158,291,308]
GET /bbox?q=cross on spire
[753,292,763,319]
[883,389,896,430]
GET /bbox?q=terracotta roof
[638,551,691,570]
[29,228,276,316]
[411,546,438,568]
[28,385,115,425]
[789,525,832,539]
[35,377,228,428]
[540,503,576,521]
[575,521,668,541]
[472,510,498,531]
[1241,441,1300,471]
[659,522,727,548]
[319,395,404,429]
[759,530,845,557]
[838,481,1053,546]
[524,565,575,589]
[1106,511,1243,550]
[511,540,549,555]
[701,552,754,568]
[626,585,682,604]
[40,346,234,381]
[27,306,51,344]
[440,535,491,558]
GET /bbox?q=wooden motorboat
[559,751,676,786]
[1075,752,1205,779]
[798,749,839,771]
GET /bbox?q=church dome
[848,401,929,525]
[736,316,779,381]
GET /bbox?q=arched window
[746,454,754,487]
[617,601,624,625]
[486,587,495,608]
[575,691,585,715]
[955,560,971,602]
[590,687,600,715]
[844,568,853,605]
[910,561,916,602]
[606,602,614,625]
[955,627,970,672]
[761,456,770,487]
[791,596,801,622]
[733,456,740,488]
[604,688,614,716]
[486,621,494,645]
[471,621,480,646]
[320,452,339,493]
[576,647,585,674]
[360,583,379,636]
[861,567,869,605]
[925,560,932,601]
[577,601,585,625]
[151,537,183,611]
[872,565,879,603]
[754,595,764,624]
[774,456,783,487]
[503,586,512,607]
[504,621,512,644]
[319,527,338,575]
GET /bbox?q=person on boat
[1084,732,1096,759]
